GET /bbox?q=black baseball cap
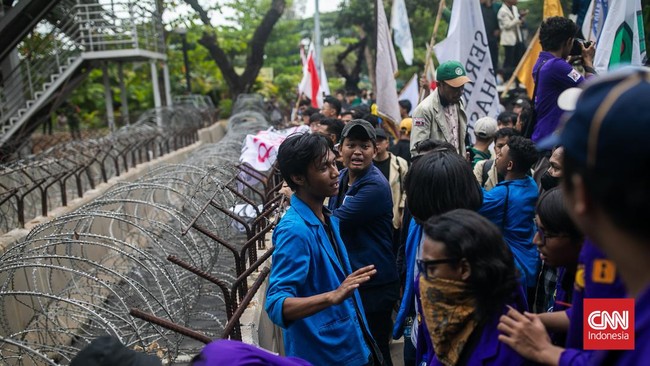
[341,119,376,141]
[375,128,388,140]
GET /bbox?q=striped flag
[298,45,324,108]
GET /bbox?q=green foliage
[218,98,233,119]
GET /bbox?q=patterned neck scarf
[419,276,478,366]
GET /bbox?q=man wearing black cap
[410,60,472,156]
[329,120,400,365]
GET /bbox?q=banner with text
[433,0,499,131]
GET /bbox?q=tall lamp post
[176,27,192,93]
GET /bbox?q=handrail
[1,0,165,143]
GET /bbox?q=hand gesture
[330,265,376,305]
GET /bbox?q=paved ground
[390,336,405,366]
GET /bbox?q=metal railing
[0,0,165,143]
[0,107,203,235]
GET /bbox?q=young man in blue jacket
[329,119,400,365]
[265,133,378,366]
[479,135,540,299]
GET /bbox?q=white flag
[398,73,418,117]
[593,0,647,73]
[390,0,414,65]
[433,0,499,132]
[320,61,330,97]
[581,0,609,43]
[375,0,401,137]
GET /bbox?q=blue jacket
[265,195,371,366]
[328,166,399,288]
[479,177,540,288]
[392,219,422,339]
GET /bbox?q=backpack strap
[524,58,549,139]
[482,159,494,186]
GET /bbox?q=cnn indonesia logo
[584,299,635,350]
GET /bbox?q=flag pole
[314,0,321,67]
[420,0,445,102]
[500,28,540,99]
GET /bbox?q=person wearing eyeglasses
[392,147,483,366]
[530,188,583,347]
[416,209,527,366]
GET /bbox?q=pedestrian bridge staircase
[0,0,166,149]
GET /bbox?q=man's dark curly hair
[506,135,538,174]
[540,16,578,51]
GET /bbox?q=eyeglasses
[417,258,459,280]
[537,226,569,243]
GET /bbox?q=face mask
[419,275,477,365]
[541,171,560,191]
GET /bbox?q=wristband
[584,65,597,75]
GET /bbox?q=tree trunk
[186,0,286,100]
[335,37,366,92]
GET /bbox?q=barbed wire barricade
[0,95,287,364]
[0,106,207,235]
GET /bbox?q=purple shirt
[532,51,584,143]
[415,275,528,366]
[559,240,627,366]
[193,340,312,366]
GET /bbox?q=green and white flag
[593,0,646,73]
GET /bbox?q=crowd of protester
[69,10,650,366]
[260,13,650,366]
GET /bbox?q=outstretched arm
[282,265,376,321]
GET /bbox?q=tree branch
[198,32,240,92]
[184,0,286,96]
[335,37,366,90]
[183,0,212,27]
[241,0,286,91]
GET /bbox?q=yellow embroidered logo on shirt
[591,259,616,284]
[575,265,585,290]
